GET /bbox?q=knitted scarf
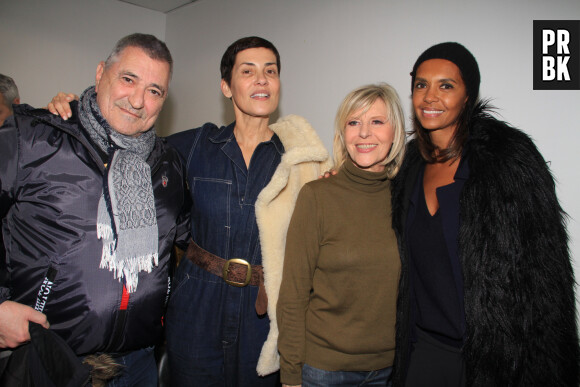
[78,86,158,293]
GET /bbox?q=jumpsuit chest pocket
[190,177,232,252]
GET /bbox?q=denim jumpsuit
[165,122,283,387]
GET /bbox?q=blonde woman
[278,83,405,387]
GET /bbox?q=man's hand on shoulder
[0,300,49,348]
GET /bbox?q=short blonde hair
[333,83,406,178]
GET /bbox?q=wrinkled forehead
[110,47,171,88]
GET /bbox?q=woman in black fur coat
[391,42,578,386]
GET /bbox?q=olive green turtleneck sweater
[277,159,401,385]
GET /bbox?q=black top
[408,167,464,347]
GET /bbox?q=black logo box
[533,20,579,90]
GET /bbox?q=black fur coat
[391,104,579,386]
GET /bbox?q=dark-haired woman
[163,37,331,386]
[391,42,578,387]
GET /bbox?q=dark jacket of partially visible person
[391,104,579,386]
[0,103,190,356]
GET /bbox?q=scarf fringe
[99,249,159,293]
[97,223,113,240]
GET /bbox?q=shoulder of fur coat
[461,105,578,386]
[255,114,332,376]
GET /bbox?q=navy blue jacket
[0,103,190,356]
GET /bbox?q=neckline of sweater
[340,158,390,193]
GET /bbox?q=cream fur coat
[255,114,332,376]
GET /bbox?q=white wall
[1,0,579,297]
[164,0,580,281]
[0,0,165,108]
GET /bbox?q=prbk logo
[533,20,579,90]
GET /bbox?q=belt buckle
[223,258,251,287]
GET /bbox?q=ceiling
[118,0,198,13]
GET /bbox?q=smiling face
[412,58,468,136]
[95,46,170,138]
[220,47,280,120]
[344,98,394,173]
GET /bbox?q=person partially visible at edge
[0,33,190,386]
[277,83,406,387]
[163,36,331,387]
[0,74,21,295]
[390,42,579,387]
[0,74,20,126]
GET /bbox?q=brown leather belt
[185,240,268,316]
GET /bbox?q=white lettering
[543,56,556,80]
[557,56,571,80]
[34,277,54,312]
[557,30,570,54]
[543,29,555,54]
